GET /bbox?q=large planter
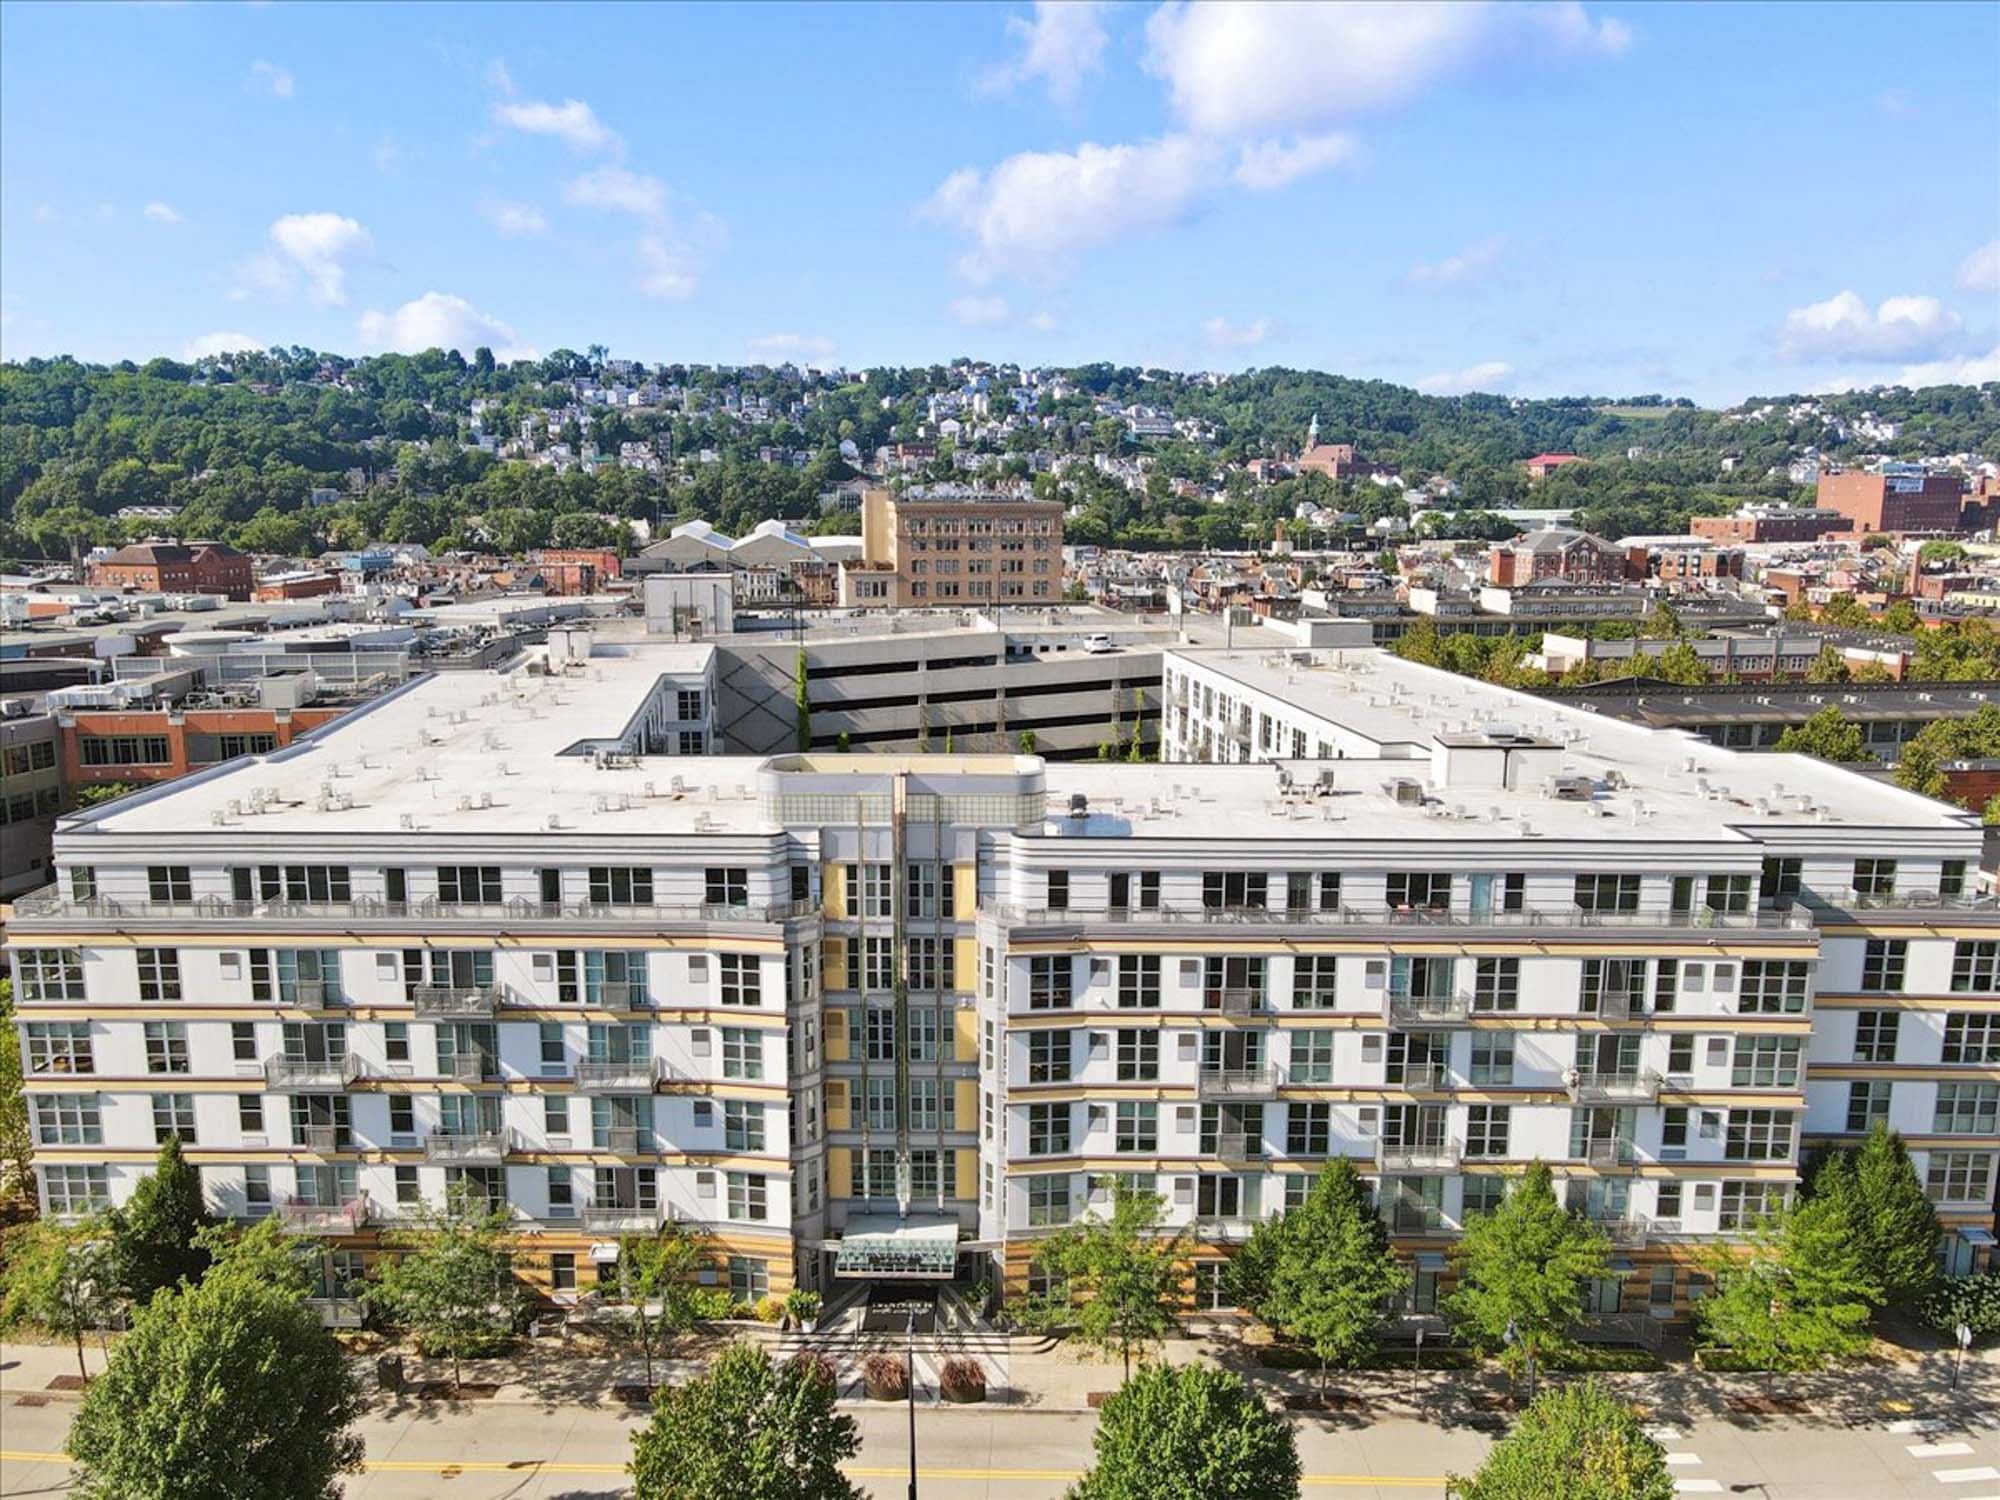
[865,1370,909,1401]
[942,1380,986,1404]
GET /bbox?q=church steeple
[1305,411,1320,452]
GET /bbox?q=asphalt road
[2,1392,1996,1498]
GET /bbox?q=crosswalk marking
[1889,1419,1950,1435]
[1912,1443,1977,1458]
[1645,1427,1684,1442]
[1935,1469,2000,1485]
[1673,1481,1724,1495]
[1665,1453,1703,1466]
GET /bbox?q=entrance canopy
[833,1215,960,1280]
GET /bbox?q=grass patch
[1543,1346,1662,1373]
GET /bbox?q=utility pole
[906,1308,920,1500]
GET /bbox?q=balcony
[1196,1066,1280,1100]
[413,985,503,1019]
[1594,991,1646,1023]
[1207,1132,1264,1162]
[263,1055,363,1091]
[278,1197,368,1234]
[1387,1203,1448,1235]
[1582,1139,1639,1169]
[596,1126,650,1156]
[1386,992,1472,1027]
[296,1125,348,1154]
[443,1055,500,1083]
[283,981,341,1013]
[1566,1069,1663,1104]
[581,1203,664,1233]
[592,981,641,1009]
[1584,1216,1651,1248]
[5,889,820,931]
[575,1058,662,1093]
[306,1296,365,1328]
[1389,1063,1454,1094]
[1205,987,1268,1017]
[423,1130,510,1164]
[1375,1140,1460,1174]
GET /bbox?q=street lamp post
[906,1308,919,1500]
[1952,1321,1973,1394]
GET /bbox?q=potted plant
[940,1356,986,1404]
[784,1288,822,1334]
[863,1351,909,1401]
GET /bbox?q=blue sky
[2,1,1995,405]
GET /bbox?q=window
[232,865,353,903]
[1470,1033,1515,1086]
[249,949,343,1005]
[1026,1104,1071,1155]
[384,1022,410,1063]
[144,1021,190,1074]
[1292,956,1339,1009]
[1203,955,1267,1008]
[543,1097,570,1139]
[152,1092,197,1143]
[1574,873,1640,912]
[1115,1102,1157,1153]
[1943,1013,2000,1064]
[1286,871,1341,912]
[677,688,705,721]
[1941,860,1969,897]
[719,1028,762,1080]
[863,1006,897,1063]
[1116,955,1159,1009]
[1026,1030,1072,1083]
[393,1166,420,1205]
[1463,1176,1506,1218]
[718,954,761,1006]
[1861,940,1908,993]
[1852,859,1896,897]
[1465,1105,1511,1158]
[844,863,892,918]
[137,948,182,1002]
[1951,941,2000,993]
[1934,1083,1999,1136]
[1926,1151,1995,1206]
[1846,1081,1892,1132]
[1286,1103,1330,1156]
[437,865,503,904]
[1115,1029,1158,1082]
[586,866,653,905]
[1201,871,1267,910]
[1760,857,1801,905]
[41,1165,110,1216]
[24,1023,92,1075]
[1854,1009,1899,1062]
[1718,1181,1786,1231]
[1724,1109,1794,1161]
[243,1165,272,1217]
[1473,958,1519,1012]
[1028,956,1073,1009]
[726,1172,768,1221]
[1581,959,1647,1015]
[1387,872,1451,911]
[905,937,955,994]
[728,1257,770,1302]
[1290,1031,1334,1083]
[79,735,169,766]
[15,948,85,1002]
[1027,1174,1070,1227]
[1046,870,1070,911]
[550,1250,577,1289]
[1652,959,1679,1013]
[1731,1036,1802,1089]
[1738,961,1809,1014]
[704,867,748,907]
[147,866,193,902]
[32,1094,101,1145]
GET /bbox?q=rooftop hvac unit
[1549,775,1596,802]
[1386,777,1425,807]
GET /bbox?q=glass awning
[832,1215,961,1279]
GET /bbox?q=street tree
[1233,1158,1406,1390]
[629,1341,862,1500]
[0,1218,119,1382]
[1068,1362,1300,1500]
[1447,1162,1610,1394]
[110,1136,217,1302]
[365,1184,520,1388]
[0,977,29,1200]
[1029,1176,1186,1378]
[193,1214,319,1299]
[67,1272,363,1500]
[1448,1379,1675,1500]
[618,1223,729,1387]
[1828,1125,1942,1307]
[1696,1172,1881,1370]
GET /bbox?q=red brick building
[62,706,346,788]
[1817,472,1966,535]
[252,571,342,602]
[1691,508,1852,544]
[86,542,254,600]
[534,548,622,596]
[1524,453,1585,480]
[1489,528,1627,587]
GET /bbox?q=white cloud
[924,135,1220,281]
[637,232,701,301]
[1028,309,1062,333]
[486,58,517,96]
[1407,234,1507,288]
[143,201,183,225]
[492,97,618,153]
[562,168,720,300]
[563,166,667,218]
[1415,359,1514,394]
[981,1,1109,107]
[356,291,535,360]
[480,198,549,238]
[1777,290,1963,361]
[1231,133,1358,191]
[1816,348,2000,393]
[951,296,1012,327]
[1957,240,2000,295]
[746,334,836,366]
[249,61,294,99]
[1144,1,1629,137]
[1202,316,1272,349]
[258,212,371,306]
[183,332,261,360]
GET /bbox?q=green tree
[1652,639,1708,686]
[111,1136,217,1302]
[0,1218,118,1381]
[618,1224,726,1388]
[629,1341,862,1500]
[1068,1362,1300,1500]
[1880,598,1923,634]
[73,782,139,808]
[1772,704,1874,763]
[1448,1162,1610,1395]
[1818,592,1871,628]
[67,1272,363,1500]
[365,1184,519,1388]
[1832,1125,1942,1307]
[1803,645,1850,683]
[1640,600,1684,640]
[1030,1177,1186,1377]
[0,977,29,1200]
[1233,1159,1406,1389]
[793,647,812,753]
[1448,1379,1674,1500]
[1018,729,1038,753]
[193,1214,319,1299]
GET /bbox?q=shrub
[753,1293,788,1324]
[1918,1272,2000,1340]
[784,1288,822,1325]
[940,1357,986,1401]
[862,1351,908,1398]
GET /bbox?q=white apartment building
[9,638,1996,1327]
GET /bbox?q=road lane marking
[1665,1453,1704,1465]
[1913,1444,1977,1458]
[1673,1482,1723,1494]
[1935,1470,2000,1485]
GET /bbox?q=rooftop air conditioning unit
[1386,778,1425,807]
